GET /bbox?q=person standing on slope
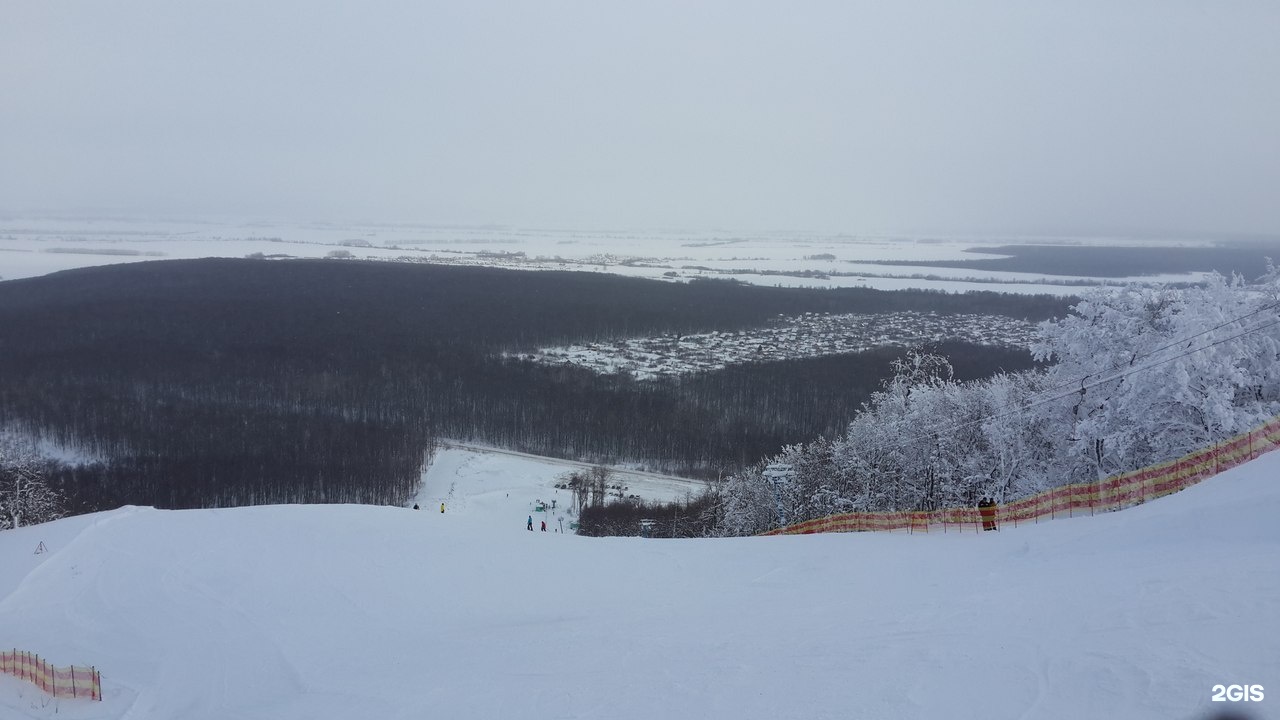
[540,520,547,532]
[978,497,998,531]
[527,515,533,531]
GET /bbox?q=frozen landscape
[2,444,1276,720]
[0,218,1216,295]
[5,2,1278,717]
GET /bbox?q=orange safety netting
[763,414,1280,536]
[0,649,101,701]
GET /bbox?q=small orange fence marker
[0,649,101,701]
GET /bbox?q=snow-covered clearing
[413,443,711,524]
[1,446,1276,719]
[0,218,1210,295]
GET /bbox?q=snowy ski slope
[1,447,1276,719]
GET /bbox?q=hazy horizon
[3,1,1277,238]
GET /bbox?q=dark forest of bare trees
[0,259,1060,515]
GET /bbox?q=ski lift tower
[762,462,794,527]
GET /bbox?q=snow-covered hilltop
[1,445,1277,720]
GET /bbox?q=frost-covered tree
[720,461,780,536]
[0,435,64,530]
[978,372,1056,501]
[715,272,1280,534]
[1031,273,1280,483]
[827,350,973,511]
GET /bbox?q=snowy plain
[0,217,1212,295]
[1,445,1276,720]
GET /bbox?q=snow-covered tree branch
[0,434,65,530]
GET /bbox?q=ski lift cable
[848,304,1280,445]
[1111,299,1279,366]
[933,298,1280,420]
[1019,316,1280,416]
[890,315,1280,448]
[1020,299,1280,403]
[1009,310,1280,419]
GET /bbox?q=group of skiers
[417,495,994,534]
[527,497,555,532]
[411,496,558,532]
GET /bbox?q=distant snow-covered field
[0,218,1211,295]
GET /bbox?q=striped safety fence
[0,649,101,701]
[763,413,1280,536]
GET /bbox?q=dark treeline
[462,341,1041,473]
[0,258,1057,512]
[577,494,722,538]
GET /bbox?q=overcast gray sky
[2,1,1277,236]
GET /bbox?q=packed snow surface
[2,447,1277,720]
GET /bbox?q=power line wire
[892,314,1280,447]
[1021,299,1280,402]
